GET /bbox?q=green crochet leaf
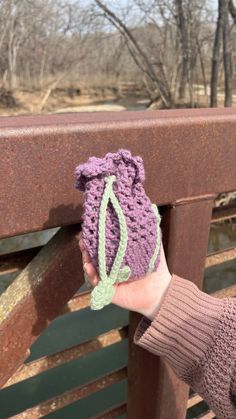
[91,281,116,310]
[91,175,130,311]
[117,265,131,282]
[90,177,161,310]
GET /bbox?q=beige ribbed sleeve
[133,274,236,419]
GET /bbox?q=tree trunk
[95,0,174,108]
[229,0,236,25]
[222,0,232,107]
[196,38,208,96]
[210,0,224,107]
[175,0,189,100]
[7,25,18,90]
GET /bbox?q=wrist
[142,271,172,321]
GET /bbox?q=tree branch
[229,0,236,24]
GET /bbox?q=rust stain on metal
[1,109,236,239]
[0,225,82,387]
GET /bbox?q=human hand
[79,236,172,321]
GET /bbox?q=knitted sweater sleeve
[133,274,236,419]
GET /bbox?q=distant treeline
[0,0,236,108]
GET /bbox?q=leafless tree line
[0,0,235,108]
[211,0,236,106]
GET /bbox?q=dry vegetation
[0,0,236,115]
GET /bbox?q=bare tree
[211,0,233,107]
[94,0,213,107]
[229,0,236,24]
[175,0,189,100]
[211,1,224,107]
[0,0,234,110]
[223,0,233,106]
[94,0,174,107]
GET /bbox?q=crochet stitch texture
[75,149,161,310]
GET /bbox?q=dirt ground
[0,89,140,116]
[0,86,235,116]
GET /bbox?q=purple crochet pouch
[75,149,161,310]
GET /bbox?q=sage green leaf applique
[91,175,131,310]
[116,265,131,282]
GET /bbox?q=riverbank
[0,88,149,116]
[1,85,236,116]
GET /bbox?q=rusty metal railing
[0,108,236,418]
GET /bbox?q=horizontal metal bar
[11,368,127,418]
[187,397,216,418]
[212,284,236,299]
[62,291,91,313]
[197,410,216,419]
[173,194,217,206]
[94,402,126,418]
[187,393,203,408]
[211,205,236,223]
[187,395,216,418]
[4,327,128,388]
[6,240,234,283]
[0,246,42,276]
[1,108,236,238]
[205,247,236,268]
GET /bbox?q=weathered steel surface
[162,199,214,286]
[1,109,236,417]
[0,225,82,387]
[128,314,186,419]
[127,197,214,419]
[1,108,236,238]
